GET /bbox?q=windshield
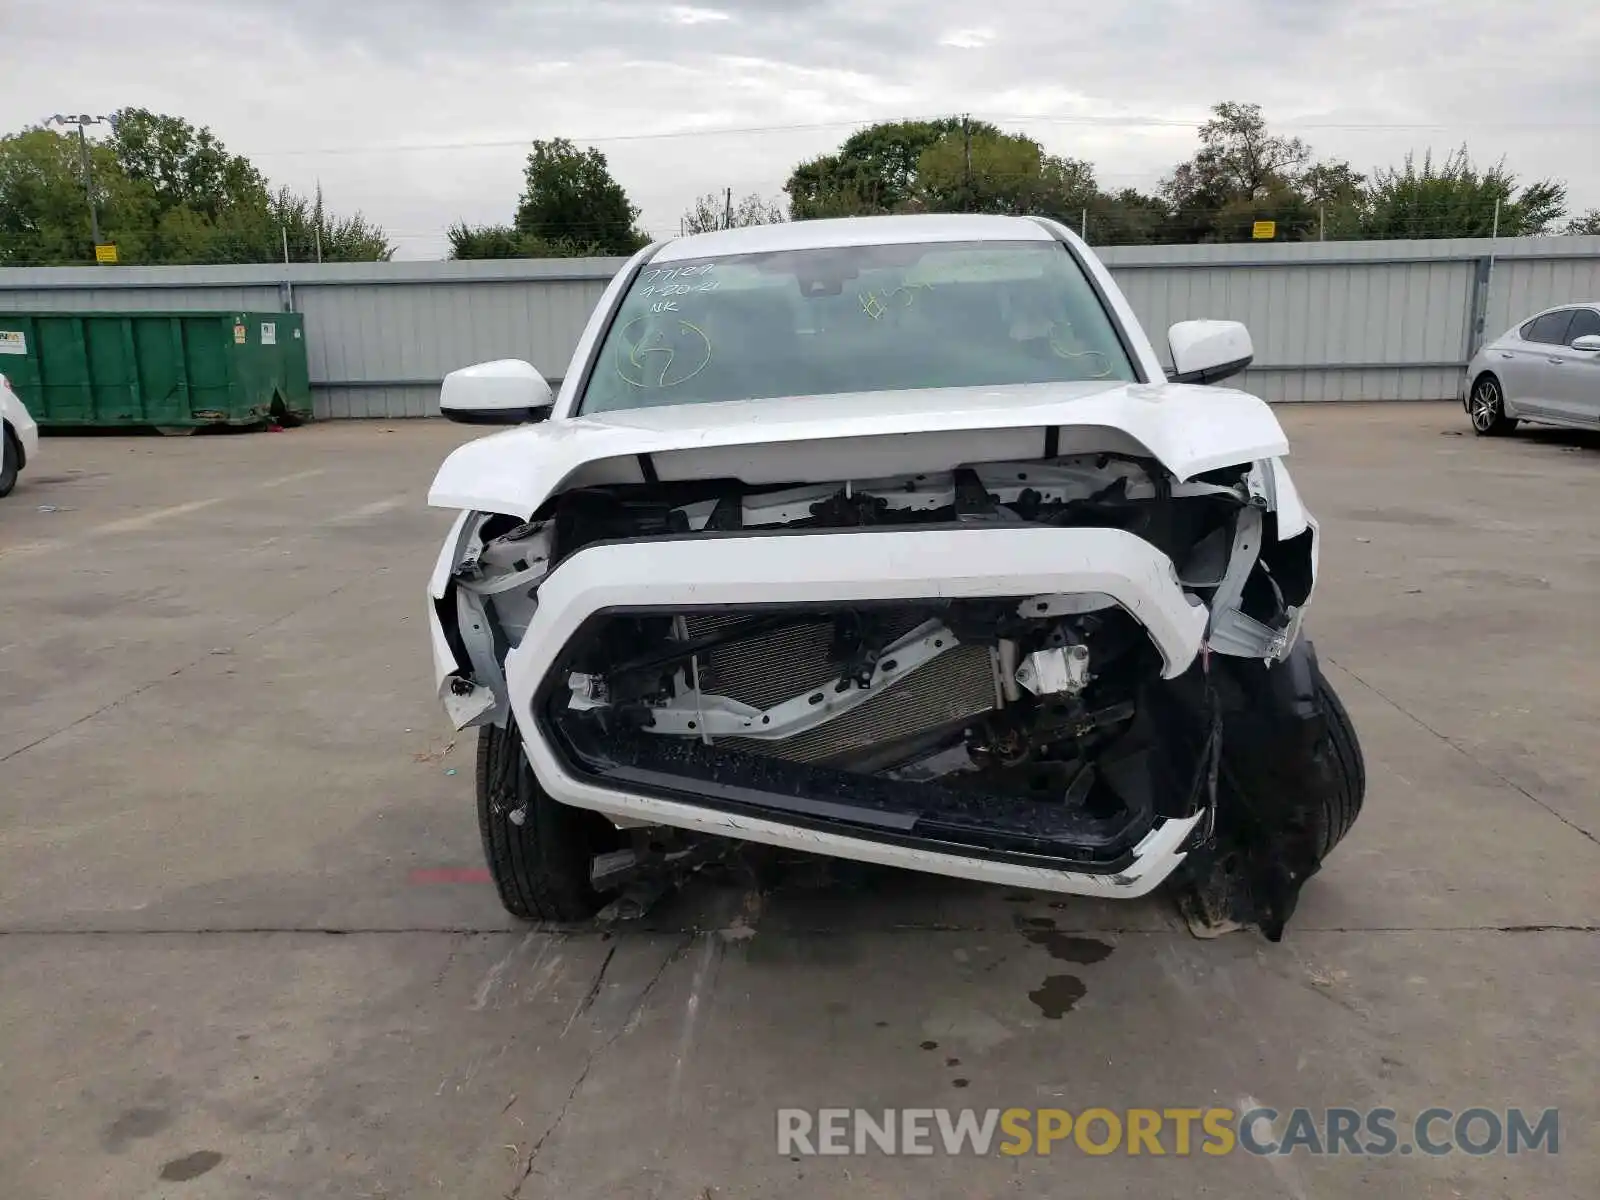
[578,239,1136,414]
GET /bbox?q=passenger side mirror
[1570,334,1600,352]
[440,359,554,425]
[1167,320,1254,386]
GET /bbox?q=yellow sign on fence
[94,243,119,264]
[1251,221,1276,241]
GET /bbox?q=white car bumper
[1,381,39,465]
[450,524,1214,899]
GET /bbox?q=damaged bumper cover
[437,523,1229,899]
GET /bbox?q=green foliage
[680,191,786,234]
[0,128,110,263]
[1086,188,1171,245]
[781,105,1577,246]
[1360,147,1566,238]
[1566,209,1600,236]
[446,221,612,259]
[109,107,268,220]
[0,111,391,265]
[785,118,1000,218]
[514,138,647,255]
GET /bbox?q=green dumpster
[0,310,312,431]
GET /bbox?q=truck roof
[650,213,1058,262]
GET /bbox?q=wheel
[1467,374,1518,436]
[1307,669,1365,859]
[476,720,621,921]
[154,425,198,437]
[0,426,17,497]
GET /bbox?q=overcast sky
[6,0,1598,258]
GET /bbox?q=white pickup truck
[425,214,1364,940]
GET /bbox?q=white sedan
[0,373,40,498]
[1464,302,1600,435]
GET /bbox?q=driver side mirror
[1167,320,1254,386]
[1571,334,1600,352]
[440,359,554,425]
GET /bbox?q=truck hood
[429,380,1289,519]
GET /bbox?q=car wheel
[0,425,18,498]
[476,720,621,922]
[1467,374,1518,436]
[1306,669,1365,858]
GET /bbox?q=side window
[1525,310,1575,344]
[1564,308,1600,342]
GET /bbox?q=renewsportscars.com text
[777,1106,1560,1158]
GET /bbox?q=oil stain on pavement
[1028,975,1088,1019]
[159,1150,224,1182]
[1016,916,1114,1018]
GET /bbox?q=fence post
[1464,255,1493,362]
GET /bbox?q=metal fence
[3,236,1599,417]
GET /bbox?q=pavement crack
[507,936,691,1199]
[561,944,617,1037]
[1326,656,1600,848]
[432,932,467,992]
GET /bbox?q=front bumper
[2,389,38,465]
[481,524,1210,899]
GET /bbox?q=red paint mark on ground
[408,867,491,885]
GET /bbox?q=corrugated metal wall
[3,237,1598,416]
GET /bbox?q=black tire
[476,721,621,921]
[1467,373,1518,436]
[1309,669,1365,859]
[0,425,18,498]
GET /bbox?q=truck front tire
[476,721,621,922]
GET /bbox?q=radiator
[687,615,996,766]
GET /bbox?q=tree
[917,128,1046,213]
[1160,102,1319,241]
[681,191,785,234]
[1085,188,1172,245]
[514,138,647,255]
[0,127,115,264]
[446,221,614,259]
[447,222,527,260]
[109,107,267,221]
[785,118,1000,218]
[1171,102,1311,205]
[1566,209,1600,235]
[269,185,391,262]
[910,128,1098,221]
[0,112,390,265]
[1299,161,1367,239]
[775,103,1578,247]
[1360,147,1565,239]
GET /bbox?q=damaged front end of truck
[428,401,1363,940]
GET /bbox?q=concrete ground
[0,404,1595,1199]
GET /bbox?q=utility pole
[962,114,973,212]
[47,113,111,254]
[1319,204,1326,241]
[724,187,733,230]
